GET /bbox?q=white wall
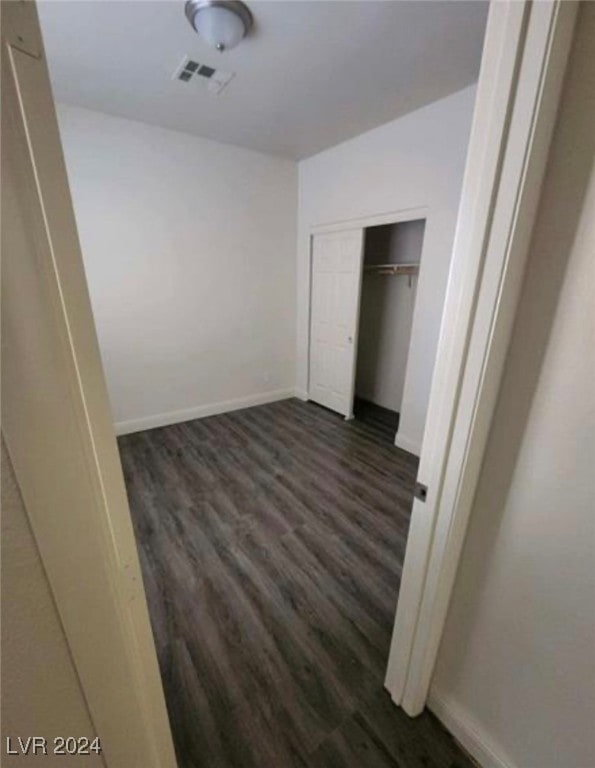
[356,221,424,412]
[431,7,595,767]
[356,276,417,413]
[57,104,297,433]
[297,86,476,455]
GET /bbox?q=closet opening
[353,219,425,444]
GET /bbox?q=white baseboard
[293,388,309,402]
[394,431,421,457]
[428,687,513,768]
[114,388,296,435]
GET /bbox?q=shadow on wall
[356,275,395,404]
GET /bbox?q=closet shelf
[364,262,419,276]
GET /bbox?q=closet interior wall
[355,220,425,418]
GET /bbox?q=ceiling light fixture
[185,0,253,52]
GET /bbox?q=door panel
[308,230,364,417]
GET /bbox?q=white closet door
[308,229,364,417]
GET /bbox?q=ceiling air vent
[172,55,234,95]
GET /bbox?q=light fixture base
[185,0,253,51]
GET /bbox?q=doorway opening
[354,220,425,444]
[14,0,512,763]
[6,1,577,765]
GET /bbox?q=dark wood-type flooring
[353,398,400,443]
[119,398,473,768]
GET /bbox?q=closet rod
[363,263,419,276]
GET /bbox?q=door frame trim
[309,205,430,237]
[384,0,578,715]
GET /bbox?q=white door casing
[308,229,364,418]
[384,0,578,717]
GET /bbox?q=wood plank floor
[119,399,473,768]
[353,397,400,443]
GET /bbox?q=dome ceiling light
[185,0,253,52]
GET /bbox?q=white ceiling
[38,0,487,160]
